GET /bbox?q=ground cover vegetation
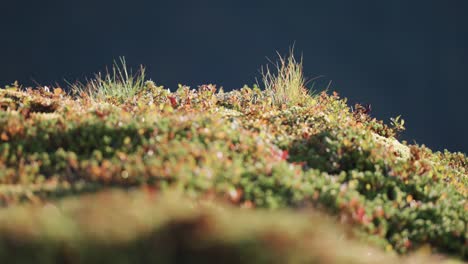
[0,53,466,263]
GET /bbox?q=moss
[0,190,459,264]
[0,80,466,262]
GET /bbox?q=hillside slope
[0,71,466,263]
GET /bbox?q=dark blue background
[1,0,467,153]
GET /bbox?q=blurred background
[1,0,467,153]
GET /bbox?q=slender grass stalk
[70,57,146,101]
[261,48,312,106]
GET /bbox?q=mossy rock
[0,85,466,263]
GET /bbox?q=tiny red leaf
[167,96,177,108]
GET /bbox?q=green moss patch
[0,82,466,262]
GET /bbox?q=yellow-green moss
[0,80,466,262]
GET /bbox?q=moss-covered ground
[0,79,466,263]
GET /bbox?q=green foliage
[390,115,406,133]
[1,190,452,264]
[0,61,466,263]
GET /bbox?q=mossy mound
[0,83,466,263]
[0,189,456,264]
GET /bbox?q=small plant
[69,57,147,101]
[260,48,311,107]
[390,115,406,134]
[4,81,21,90]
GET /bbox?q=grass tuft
[69,57,147,101]
[261,48,312,107]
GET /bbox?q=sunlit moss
[0,62,466,262]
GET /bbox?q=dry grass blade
[261,48,311,106]
[69,57,146,101]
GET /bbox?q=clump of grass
[70,57,147,101]
[261,48,311,106]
